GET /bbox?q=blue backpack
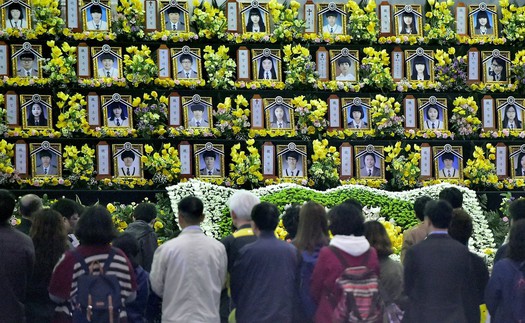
[299,248,320,319]
[72,248,123,323]
[511,261,525,322]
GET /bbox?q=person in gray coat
[124,202,158,272]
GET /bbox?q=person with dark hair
[448,209,489,323]
[283,151,303,177]
[231,202,298,323]
[119,149,137,176]
[515,153,525,177]
[336,56,355,81]
[25,209,69,323]
[474,10,493,35]
[489,57,506,82]
[245,7,265,32]
[502,104,522,130]
[364,220,405,323]
[360,153,381,177]
[269,105,290,128]
[403,200,471,323]
[188,103,208,127]
[485,219,525,322]
[49,205,137,321]
[411,55,430,81]
[494,198,525,263]
[98,53,118,77]
[322,10,342,34]
[423,104,442,129]
[112,233,150,323]
[165,6,184,31]
[347,105,367,128]
[293,201,329,322]
[177,53,198,78]
[124,202,158,272]
[439,153,459,178]
[7,2,26,28]
[27,102,47,127]
[258,56,277,80]
[35,150,58,176]
[400,11,417,34]
[401,195,432,263]
[343,198,363,210]
[86,4,107,30]
[311,203,380,323]
[107,102,129,127]
[200,150,221,175]
[17,193,43,234]
[150,196,227,321]
[17,52,38,77]
[282,204,300,240]
[51,198,83,248]
[438,186,463,209]
[0,189,35,323]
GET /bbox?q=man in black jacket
[125,203,158,272]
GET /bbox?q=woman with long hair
[502,104,522,129]
[515,153,525,177]
[246,7,265,32]
[400,11,417,34]
[258,56,277,80]
[411,55,430,81]
[7,2,26,28]
[270,105,290,128]
[27,103,48,127]
[474,10,492,35]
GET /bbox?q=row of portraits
[23,142,525,180]
[10,93,525,132]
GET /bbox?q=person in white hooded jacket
[310,203,381,323]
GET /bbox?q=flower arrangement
[62,144,96,187]
[55,92,91,138]
[282,44,318,88]
[450,96,482,138]
[113,0,145,39]
[308,139,340,189]
[463,144,498,189]
[499,0,525,42]
[268,0,305,42]
[511,50,525,91]
[213,95,251,140]
[123,45,158,87]
[142,143,182,185]
[43,41,77,84]
[133,91,168,138]
[434,48,468,92]
[380,219,404,255]
[228,139,263,188]
[292,96,328,138]
[203,45,235,89]
[369,94,404,137]
[385,142,422,190]
[424,0,456,44]
[0,139,19,186]
[360,47,395,91]
[107,201,134,232]
[346,0,379,42]
[31,0,64,35]
[191,0,227,39]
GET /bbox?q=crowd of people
[1,187,524,323]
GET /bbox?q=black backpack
[72,248,123,323]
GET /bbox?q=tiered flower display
[229,139,263,188]
[282,44,318,88]
[191,0,227,39]
[434,48,467,91]
[203,45,236,89]
[450,96,482,138]
[113,0,145,39]
[463,144,498,189]
[63,144,96,187]
[142,143,182,185]
[213,95,251,140]
[123,45,158,86]
[424,0,456,43]
[346,0,379,42]
[370,94,404,137]
[385,142,422,190]
[43,41,77,84]
[308,139,340,189]
[360,47,395,91]
[55,92,91,138]
[268,0,305,42]
[133,91,168,138]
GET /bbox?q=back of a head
[413,196,432,221]
[343,198,363,211]
[0,189,16,223]
[251,202,280,232]
[438,187,463,209]
[448,209,473,246]
[508,219,525,262]
[424,200,453,229]
[75,205,117,245]
[178,196,204,225]
[30,208,67,241]
[133,202,157,223]
[112,233,139,267]
[19,194,43,218]
[51,198,83,219]
[227,190,260,221]
[328,203,364,236]
[364,220,392,258]
[282,205,300,239]
[294,201,328,251]
[509,198,525,222]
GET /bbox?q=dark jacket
[126,266,149,323]
[464,252,489,323]
[125,220,158,272]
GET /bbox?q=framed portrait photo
[264,96,294,130]
[330,48,359,82]
[2,0,31,29]
[101,93,133,128]
[92,45,123,78]
[496,97,525,131]
[510,145,525,178]
[160,0,189,32]
[405,48,434,82]
[252,48,282,82]
[30,142,62,177]
[433,144,463,179]
[240,1,270,34]
[482,50,510,84]
[171,46,202,80]
[81,0,111,31]
[11,43,42,78]
[418,96,448,131]
[393,4,423,37]
[469,3,498,38]
[194,143,225,178]
[317,2,346,35]
[355,145,385,179]
[20,94,52,130]
[112,142,144,178]
[183,94,213,129]
[277,143,307,178]
[342,97,371,130]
